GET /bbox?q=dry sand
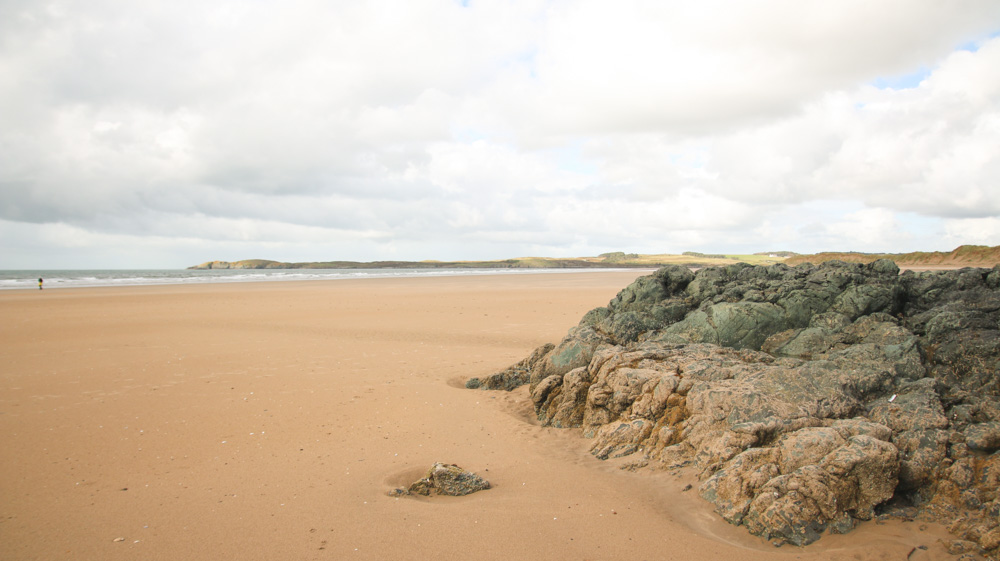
[0,272,955,560]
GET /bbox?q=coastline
[2,261,986,291]
[0,273,955,560]
[0,267,656,291]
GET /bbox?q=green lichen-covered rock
[466,343,554,390]
[469,260,1000,553]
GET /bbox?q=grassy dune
[786,245,1000,267]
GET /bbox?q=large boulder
[469,261,1000,553]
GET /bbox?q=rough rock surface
[390,463,491,497]
[467,261,1000,554]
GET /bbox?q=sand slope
[0,273,954,560]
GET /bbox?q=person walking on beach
[38,278,43,290]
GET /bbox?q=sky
[2,0,1000,269]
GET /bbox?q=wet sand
[0,273,954,560]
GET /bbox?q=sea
[0,268,641,290]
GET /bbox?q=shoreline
[0,267,659,291]
[3,262,992,291]
[0,273,957,560]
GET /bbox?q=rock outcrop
[468,261,1000,554]
[389,463,491,497]
[189,259,283,270]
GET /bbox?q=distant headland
[188,245,999,270]
[188,252,790,270]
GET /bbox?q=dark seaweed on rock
[467,260,1000,553]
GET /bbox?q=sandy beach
[0,272,956,561]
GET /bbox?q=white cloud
[944,217,1000,246]
[511,0,1000,136]
[823,208,904,247]
[1,1,998,267]
[579,36,1000,224]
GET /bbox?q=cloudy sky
[2,0,999,269]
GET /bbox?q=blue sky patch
[871,67,930,90]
